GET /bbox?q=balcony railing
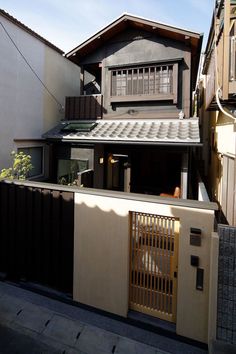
[65,95,103,120]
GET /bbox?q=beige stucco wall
[214,111,236,156]
[208,110,236,204]
[175,205,215,343]
[73,190,217,343]
[0,14,80,170]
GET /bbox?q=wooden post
[124,164,131,193]
[222,0,230,99]
[183,50,191,118]
[80,67,84,95]
[181,152,188,199]
[173,63,178,104]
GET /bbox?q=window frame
[110,62,178,104]
[16,144,45,179]
[57,158,89,185]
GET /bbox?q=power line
[0,20,64,111]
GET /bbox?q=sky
[0,0,215,53]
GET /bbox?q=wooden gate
[129,211,179,323]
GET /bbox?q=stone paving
[0,281,207,354]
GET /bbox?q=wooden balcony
[65,94,103,120]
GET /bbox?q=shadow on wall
[170,205,215,343]
[73,196,129,317]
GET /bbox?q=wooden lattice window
[110,63,178,103]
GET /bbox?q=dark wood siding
[0,182,74,294]
[80,28,189,119]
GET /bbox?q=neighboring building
[44,14,203,198]
[198,0,236,225]
[0,9,80,179]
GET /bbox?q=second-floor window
[110,63,178,103]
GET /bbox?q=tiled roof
[43,119,200,145]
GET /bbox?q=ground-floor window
[56,146,94,186]
[57,159,88,185]
[17,146,44,178]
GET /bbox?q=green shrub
[0,151,33,180]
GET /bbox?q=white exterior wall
[215,111,236,156]
[0,14,80,170]
[208,111,236,225]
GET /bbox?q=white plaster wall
[0,14,80,170]
[43,46,81,133]
[215,122,236,156]
[208,111,236,157]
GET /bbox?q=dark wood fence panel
[0,182,74,294]
[65,95,103,120]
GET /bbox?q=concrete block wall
[217,224,236,344]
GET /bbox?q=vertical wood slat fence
[129,211,179,323]
[65,95,103,120]
[0,182,74,294]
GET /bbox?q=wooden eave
[207,96,236,111]
[66,14,202,64]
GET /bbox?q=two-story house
[198,0,236,225]
[44,14,203,198]
[0,9,80,179]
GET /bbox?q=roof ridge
[120,12,202,36]
[66,13,203,58]
[0,9,64,54]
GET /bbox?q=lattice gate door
[129,211,179,323]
